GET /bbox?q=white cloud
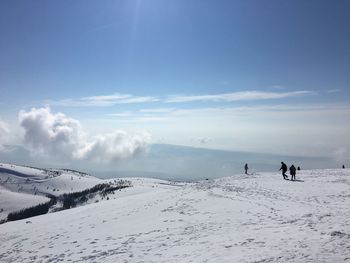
[111,104,349,121]
[139,108,176,113]
[74,130,151,162]
[46,90,314,108]
[166,90,313,103]
[48,93,158,107]
[108,112,134,117]
[19,107,83,156]
[19,107,150,161]
[326,89,341,94]
[108,108,177,123]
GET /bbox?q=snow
[0,186,49,220]
[0,162,102,220]
[0,163,102,195]
[1,167,350,262]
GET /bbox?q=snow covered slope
[0,163,102,220]
[1,169,350,262]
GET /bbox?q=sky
[0,0,350,167]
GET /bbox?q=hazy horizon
[0,143,339,181]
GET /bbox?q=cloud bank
[74,130,151,162]
[46,90,313,107]
[49,93,158,107]
[19,108,150,161]
[166,91,312,103]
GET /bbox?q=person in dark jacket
[279,162,288,179]
[290,164,296,181]
[297,166,301,171]
[343,165,345,169]
[244,163,249,175]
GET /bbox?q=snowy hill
[1,168,350,262]
[0,162,102,195]
[0,163,109,220]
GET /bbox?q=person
[279,162,288,179]
[244,163,249,175]
[342,165,345,169]
[290,164,296,181]
[297,166,301,171]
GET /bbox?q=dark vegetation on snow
[6,197,56,222]
[61,181,131,209]
[4,180,131,223]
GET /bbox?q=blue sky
[0,0,350,162]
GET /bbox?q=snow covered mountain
[1,165,350,262]
[0,162,116,221]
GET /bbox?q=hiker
[297,166,301,171]
[279,162,288,179]
[244,163,249,175]
[343,165,345,169]
[290,164,296,181]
